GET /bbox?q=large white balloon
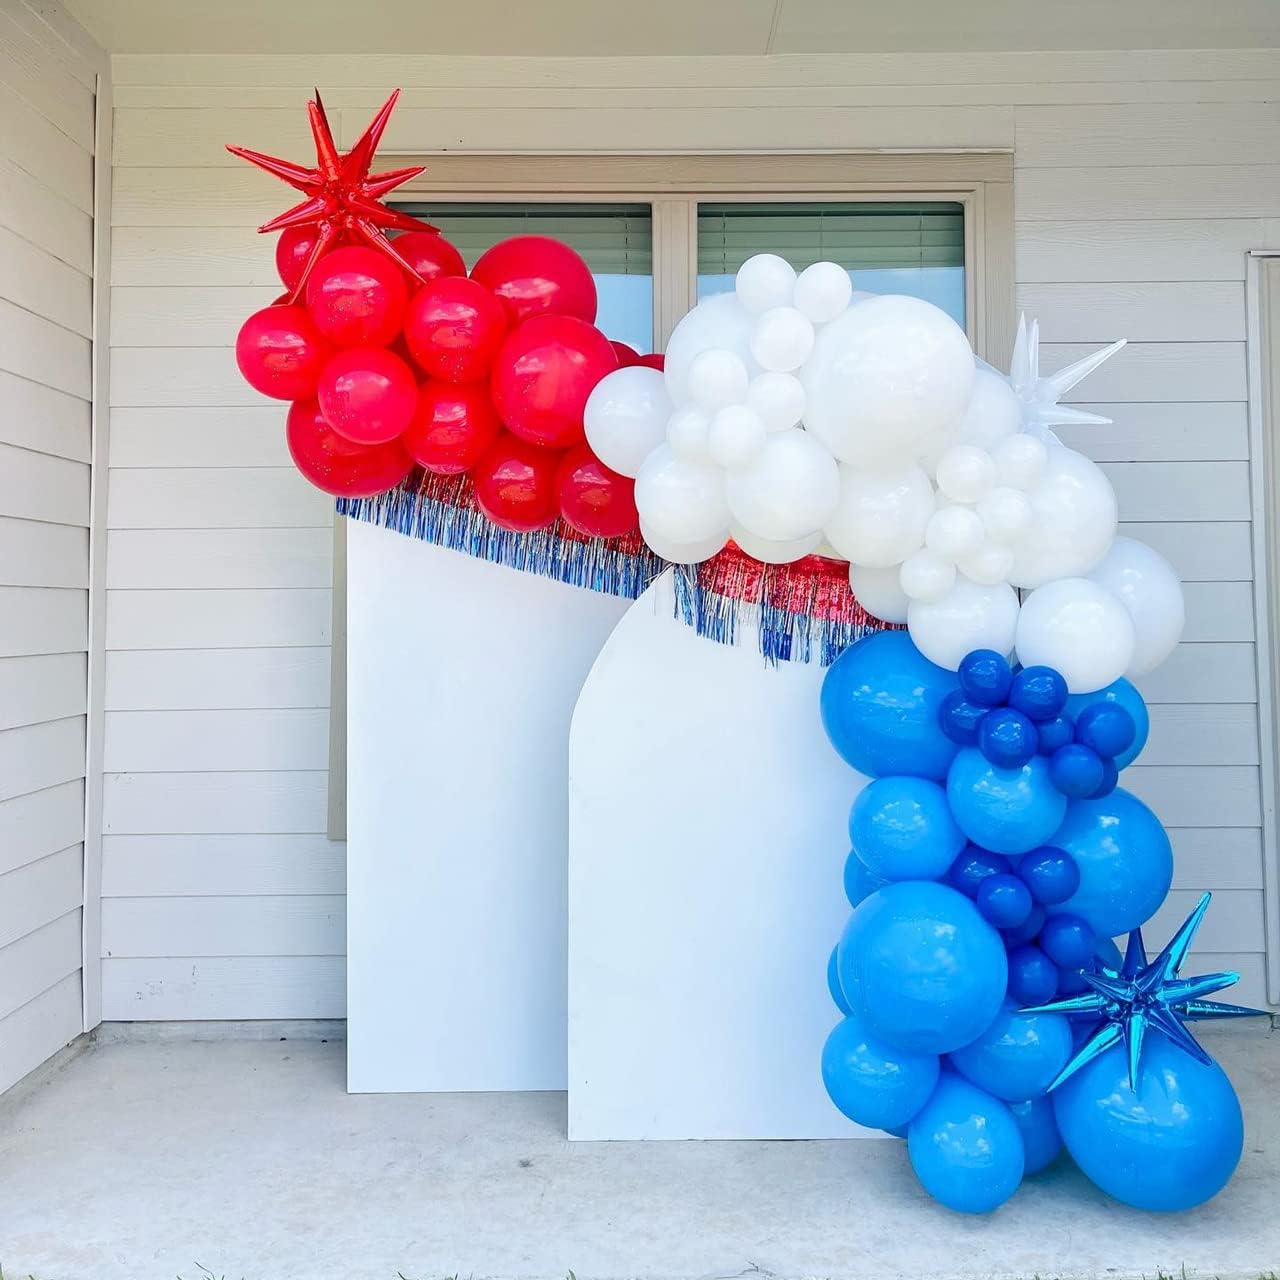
[849,562,910,624]
[735,254,796,314]
[583,366,672,478]
[907,576,1020,670]
[634,444,730,545]
[724,428,841,542]
[640,521,728,565]
[793,261,853,324]
[730,523,821,565]
[1015,578,1137,694]
[747,372,805,432]
[664,292,758,404]
[1086,536,1185,675]
[823,463,935,568]
[949,367,1023,451]
[688,348,750,411]
[801,295,975,466]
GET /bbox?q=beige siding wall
[104,49,1280,1019]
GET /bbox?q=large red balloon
[470,235,597,325]
[286,399,414,498]
[276,225,337,295]
[404,277,509,384]
[402,380,502,475]
[556,444,639,538]
[392,230,466,287]
[305,245,408,348]
[490,314,619,449]
[472,433,561,532]
[316,346,417,445]
[235,304,331,401]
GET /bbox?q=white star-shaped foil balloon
[1008,313,1126,438]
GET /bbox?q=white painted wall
[102,47,1280,1019]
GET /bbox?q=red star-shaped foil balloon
[227,89,437,299]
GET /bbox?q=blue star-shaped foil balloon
[1021,892,1267,1092]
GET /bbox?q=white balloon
[735,253,797,314]
[992,433,1049,491]
[976,486,1033,544]
[664,292,757,404]
[823,463,935,568]
[900,549,957,603]
[667,406,712,463]
[1086,536,1186,675]
[583,366,672,478]
[793,261,853,324]
[801,295,975,466]
[634,444,730,544]
[925,505,985,562]
[936,445,997,504]
[849,562,910,624]
[907,576,1020,671]
[708,405,767,470]
[751,306,815,372]
[950,367,1023,451]
[724,428,841,542]
[688,347,750,412]
[957,540,1015,586]
[730,523,821,565]
[640,520,728,565]
[1015,578,1137,694]
[747,372,805,432]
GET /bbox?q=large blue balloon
[1053,1036,1243,1211]
[848,776,965,881]
[837,881,1008,1055]
[1051,788,1173,937]
[821,1012,941,1131]
[843,850,885,909]
[946,748,1068,856]
[1066,677,1149,769]
[827,945,853,1014]
[821,631,960,780]
[1009,1096,1062,1174]
[947,999,1073,1102]
[907,1072,1025,1213]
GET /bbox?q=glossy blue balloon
[939,690,987,746]
[837,881,1008,1055]
[907,1072,1025,1213]
[1006,944,1058,1005]
[1090,755,1119,798]
[1053,1036,1244,1211]
[827,945,853,1014]
[1057,936,1125,996]
[948,998,1073,1102]
[821,1011,941,1130]
[1017,846,1080,906]
[947,844,1006,897]
[1051,789,1174,937]
[1039,913,1095,969]
[979,707,1038,769]
[1049,743,1105,799]
[1074,702,1136,759]
[849,776,965,881]
[883,1121,910,1138]
[1009,1096,1062,1174]
[821,631,960,780]
[1066,678,1149,769]
[976,873,1033,930]
[946,748,1068,856]
[1009,665,1068,722]
[843,849,886,909]
[1001,903,1046,947]
[958,649,1012,707]
[1035,714,1075,756]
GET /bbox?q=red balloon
[392,230,467,286]
[610,341,641,368]
[556,444,639,539]
[286,399,414,498]
[490,314,619,449]
[636,352,665,370]
[276,225,337,294]
[316,346,417,445]
[235,304,331,401]
[472,433,561,533]
[402,380,503,475]
[304,245,408,348]
[470,234,598,325]
[404,277,509,384]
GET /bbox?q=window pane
[396,202,654,352]
[696,201,965,327]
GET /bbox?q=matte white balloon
[823,463,935,568]
[730,523,822,565]
[708,404,767,470]
[899,549,957,603]
[793,261,853,324]
[936,445,996,504]
[992,433,1049,491]
[724,428,841,542]
[976,486,1033,544]
[957,540,1015,586]
[633,444,731,544]
[667,405,712,462]
[1086,536,1186,675]
[925,505,985,562]
[849,562,911,624]
[747,372,805,433]
[687,347,750,412]
[639,520,728,566]
[751,306,815,372]
[735,254,796,314]
[1015,578,1137,694]
[950,367,1023,451]
[663,292,757,404]
[583,366,672,478]
[907,576,1020,671]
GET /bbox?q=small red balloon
[636,353,665,370]
[392,230,467,286]
[305,245,408,348]
[472,433,561,533]
[470,234,598,325]
[235,304,331,401]
[610,341,641,368]
[556,444,639,539]
[402,380,503,475]
[404,277,509,384]
[276,225,337,294]
[491,315,619,449]
[286,399,414,498]
[316,346,417,445]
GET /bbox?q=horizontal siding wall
[106,47,1280,1018]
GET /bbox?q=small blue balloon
[1074,702,1136,759]
[821,632,960,780]
[958,649,1013,707]
[821,1012,940,1131]
[1057,937,1125,996]
[1035,714,1074,756]
[1017,846,1080,906]
[939,689,988,747]
[843,849,886,909]
[1006,944,1058,1005]
[1008,665,1068,722]
[907,1073,1025,1214]
[1001,903,1046,947]
[1009,1096,1062,1175]
[849,776,965,882]
[1066,678,1149,769]
[1089,755,1119,798]
[827,945,853,1015]
[1049,743,1105,799]
[946,748,1068,856]
[1053,1036,1244,1211]
[1095,934,1123,970]
[976,873,1033,930]
[1039,913,1096,969]
[948,998,1074,1102]
[978,707,1039,769]
[947,844,1007,898]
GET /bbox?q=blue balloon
[827,945,853,1014]
[948,998,1073,1102]
[1051,789,1173,936]
[976,873,1033,930]
[1074,702,1136,759]
[907,1072,1025,1213]
[946,748,1068,856]
[1057,936,1125,995]
[1039,913,1095,969]
[821,632,960,780]
[1053,1036,1244,1211]
[843,849,885,909]
[939,690,987,747]
[1009,1097,1062,1174]
[1049,743,1104,799]
[1017,846,1080,905]
[1009,665,1068,722]
[978,707,1038,769]
[838,881,1008,1055]
[1035,714,1074,756]
[821,1012,940,1130]
[1006,944,1058,1005]
[1066,678,1148,769]
[849,776,965,881]
[947,844,1006,898]
[883,1121,910,1138]
[1089,755,1119,798]
[958,649,1012,707]
[1001,902,1046,947]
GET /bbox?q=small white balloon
[708,404,767,470]
[640,520,728,565]
[957,540,1015,586]
[823,463,935,568]
[687,347,750,412]
[1086,536,1186,675]
[751,306,815,373]
[793,261,853,325]
[633,444,731,544]
[724,428,841,542]
[950,367,1023,451]
[583,366,672,478]
[900,549,957,603]
[1015,578,1137,694]
[747,372,805,432]
[936,445,997,504]
[667,405,712,463]
[664,292,757,405]
[907,575,1020,671]
[735,253,797,314]
[849,562,910,624]
[925,505,985,562]
[976,486,1033,544]
[992,433,1049,491]
[730,523,822,565]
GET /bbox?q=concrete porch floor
[1,1026,1278,1280]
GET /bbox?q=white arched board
[568,570,875,1139]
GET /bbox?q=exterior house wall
[103,48,1280,1020]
